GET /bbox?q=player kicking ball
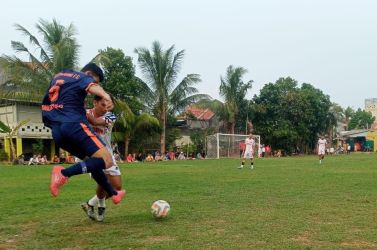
[317,136,327,164]
[238,133,255,169]
[43,63,126,205]
[81,95,124,222]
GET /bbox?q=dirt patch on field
[146,236,176,243]
[340,240,377,249]
[291,231,314,245]
[0,222,39,249]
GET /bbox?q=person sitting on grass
[28,155,39,165]
[126,153,134,163]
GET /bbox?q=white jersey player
[317,136,327,164]
[239,133,255,169]
[81,95,123,222]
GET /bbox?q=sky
[1,0,376,109]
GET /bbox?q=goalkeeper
[81,95,125,222]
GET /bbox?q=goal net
[206,133,261,159]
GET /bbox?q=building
[0,99,55,161]
[339,129,377,152]
[174,106,218,147]
[365,98,377,129]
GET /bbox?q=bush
[0,149,9,161]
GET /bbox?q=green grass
[1,153,377,249]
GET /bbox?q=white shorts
[318,148,326,155]
[103,165,121,176]
[243,150,254,159]
[103,153,121,176]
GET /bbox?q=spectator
[40,155,48,165]
[169,151,176,160]
[164,152,170,160]
[265,145,271,157]
[28,155,39,165]
[154,151,162,161]
[276,150,282,157]
[52,155,60,164]
[196,152,203,159]
[261,145,266,157]
[145,154,154,162]
[114,152,122,163]
[17,154,25,165]
[239,141,245,158]
[59,153,66,164]
[126,154,134,163]
[136,153,144,162]
[178,152,186,160]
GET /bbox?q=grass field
[0,153,377,249]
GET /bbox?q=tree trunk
[124,136,130,160]
[160,110,166,155]
[9,137,16,162]
[230,122,235,135]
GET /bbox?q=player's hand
[102,93,113,111]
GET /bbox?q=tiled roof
[186,106,215,121]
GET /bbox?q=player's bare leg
[84,174,123,222]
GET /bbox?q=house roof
[186,106,215,121]
[0,98,41,107]
[340,129,371,138]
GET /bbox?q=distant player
[238,133,255,169]
[317,136,327,164]
[81,95,123,222]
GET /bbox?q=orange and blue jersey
[41,69,97,128]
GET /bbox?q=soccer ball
[151,200,170,219]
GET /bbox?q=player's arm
[87,112,107,126]
[87,84,113,108]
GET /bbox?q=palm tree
[325,103,344,146]
[219,65,252,134]
[0,18,79,101]
[134,41,208,154]
[344,107,355,130]
[112,100,160,156]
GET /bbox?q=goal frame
[205,133,261,159]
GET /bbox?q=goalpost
[206,133,261,159]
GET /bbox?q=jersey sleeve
[79,75,98,92]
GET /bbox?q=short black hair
[94,94,115,103]
[81,63,104,82]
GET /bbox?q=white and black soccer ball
[151,200,170,219]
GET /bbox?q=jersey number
[48,79,64,102]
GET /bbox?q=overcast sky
[1,0,376,109]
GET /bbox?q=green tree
[92,47,145,114]
[0,18,80,101]
[252,77,331,154]
[326,103,344,143]
[134,41,208,154]
[348,108,375,130]
[344,107,355,130]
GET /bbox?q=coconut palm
[134,41,208,153]
[112,99,160,156]
[219,66,252,134]
[0,18,80,101]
